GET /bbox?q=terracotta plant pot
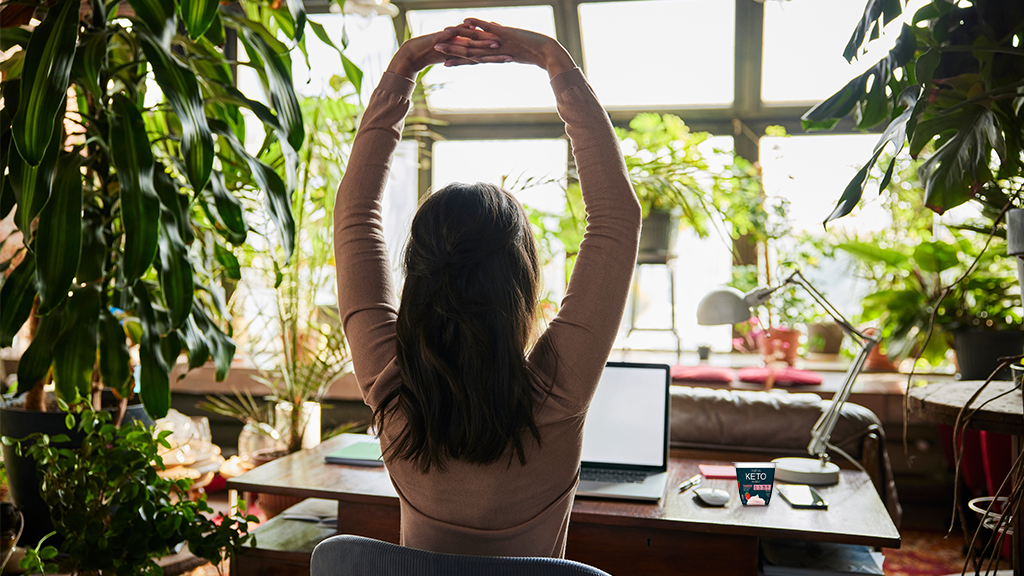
[764,327,801,366]
[807,322,844,356]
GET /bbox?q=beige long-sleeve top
[334,67,641,558]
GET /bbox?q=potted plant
[619,113,764,263]
[526,113,764,283]
[0,0,318,545]
[838,232,1022,378]
[2,403,254,574]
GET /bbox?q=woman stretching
[334,19,641,557]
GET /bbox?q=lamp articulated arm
[779,271,878,462]
[696,270,880,466]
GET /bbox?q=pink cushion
[670,365,737,383]
[737,366,823,386]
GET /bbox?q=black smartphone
[777,484,828,509]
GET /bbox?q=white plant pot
[273,401,322,450]
[1008,209,1024,297]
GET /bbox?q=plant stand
[623,212,682,363]
[624,261,682,364]
[908,381,1022,576]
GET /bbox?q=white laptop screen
[580,363,669,469]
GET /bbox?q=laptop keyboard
[580,468,649,484]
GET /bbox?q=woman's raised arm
[442,21,643,412]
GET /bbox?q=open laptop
[575,361,671,502]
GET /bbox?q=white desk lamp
[696,270,878,485]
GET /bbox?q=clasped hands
[387,18,575,81]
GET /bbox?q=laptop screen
[580,362,670,470]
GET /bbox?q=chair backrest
[311,535,613,576]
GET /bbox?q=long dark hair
[376,182,544,473]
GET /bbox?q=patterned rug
[883,529,1012,576]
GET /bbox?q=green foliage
[806,0,1024,222]
[0,0,360,418]
[526,113,764,285]
[218,81,359,453]
[837,230,1021,365]
[6,408,255,574]
[616,113,764,236]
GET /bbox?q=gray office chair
[311,535,612,576]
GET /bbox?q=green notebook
[325,437,383,466]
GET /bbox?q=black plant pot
[952,329,1024,381]
[637,210,679,265]
[0,393,152,547]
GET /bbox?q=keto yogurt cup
[735,462,776,506]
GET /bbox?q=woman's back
[333,20,641,557]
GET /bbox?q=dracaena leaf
[341,54,363,97]
[229,15,304,151]
[202,172,248,245]
[308,20,363,95]
[191,304,234,381]
[211,122,295,261]
[182,36,234,86]
[77,208,106,283]
[11,0,78,167]
[10,103,63,236]
[126,0,176,48]
[0,27,30,52]
[133,282,171,418]
[214,243,240,280]
[182,314,210,371]
[179,0,219,40]
[153,165,193,244]
[35,152,82,315]
[140,33,214,194]
[286,0,306,42]
[156,206,193,331]
[52,284,101,404]
[71,31,107,99]
[0,174,13,219]
[17,308,61,389]
[110,94,160,283]
[99,308,133,399]
[0,253,37,347]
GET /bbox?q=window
[292,14,399,101]
[407,6,557,111]
[760,134,888,235]
[762,0,932,103]
[580,0,735,108]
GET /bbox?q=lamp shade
[696,287,753,326]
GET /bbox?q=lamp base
[772,457,840,485]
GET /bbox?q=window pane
[432,139,568,211]
[407,7,556,111]
[760,134,889,320]
[580,0,734,108]
[761,134,887,235]
[762,0,929,103]
[292,14,398,101]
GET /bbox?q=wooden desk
[908,380,1023,576]
[228,436,899,575]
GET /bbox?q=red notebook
[699,464,737,479]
